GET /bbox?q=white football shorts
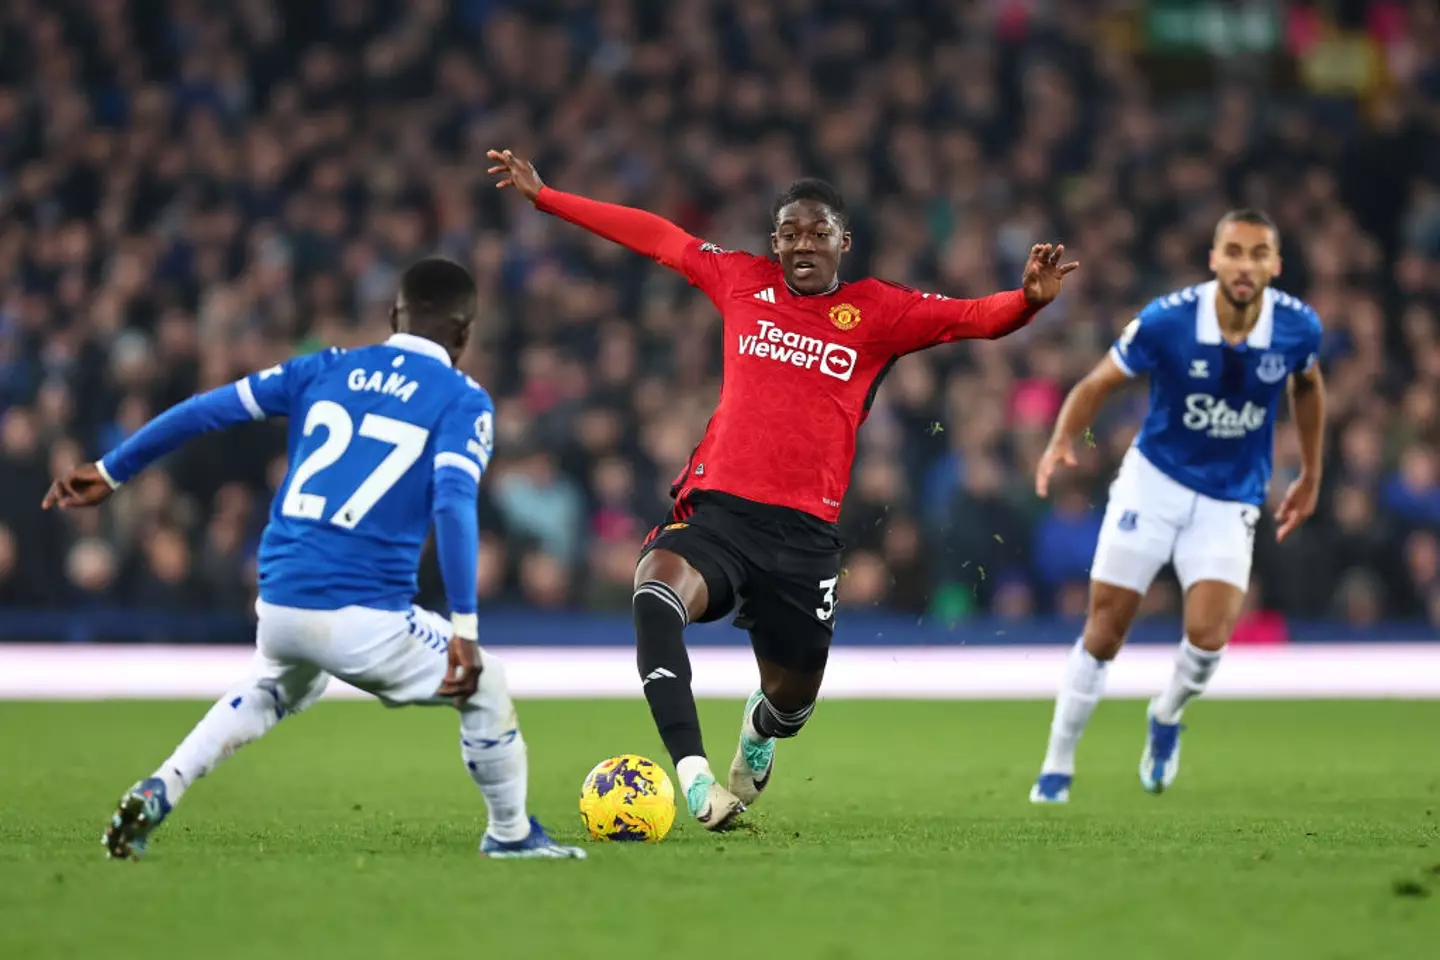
[1090,447,1260,595]
[246,600,462,710]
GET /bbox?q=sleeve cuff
[1109,346,1137,378]
[451,613,478,641]
[95,460,121,490]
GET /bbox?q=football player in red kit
[489,149,1077,829]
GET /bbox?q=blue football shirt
[237,334,495,610]
[1109,281,1322,506]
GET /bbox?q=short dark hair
[773,178,848,228]
[1214,209,1280,250]
[399,257,476,332]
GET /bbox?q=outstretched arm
[487,149,695,270]
[43,382,265,510]
[891,244,1079,351]
[1035,353,1130,498]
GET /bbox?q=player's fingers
[41,482,59,509]
[1059,261,1080,276]
[439,670,479,702]
[495,178,513,190]
[1048,244,1064,265]
[1062,448,1078,465]
[486,149,504,160]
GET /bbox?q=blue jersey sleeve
[430,388,496,618]
[236,348,342,419]
[1109,301,1167,378]
[100,385,255,485]
[100,349,342,487]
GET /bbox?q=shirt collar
[1197,280,1275,350]
[385,333,453,366]
[783,280,841,298]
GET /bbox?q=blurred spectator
[1031,483,1103,605]
[0,0,1436,630]
[66,538,119,606]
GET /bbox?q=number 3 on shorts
[815,576,839,621]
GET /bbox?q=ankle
[675,755,712,794]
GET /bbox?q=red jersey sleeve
[534,187,762,302]
[676,238,768,302]
[881,285,1040,355]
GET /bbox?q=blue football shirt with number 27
[240,334,494,610]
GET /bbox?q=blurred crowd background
[2,0,1439,635]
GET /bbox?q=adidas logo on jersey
[1182,394,1267,439]
[737,320,857,381]
[753,287,777,303]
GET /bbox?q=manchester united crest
[829,303,862,331]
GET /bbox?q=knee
[1082,614,1127,661]
[760,671,820,713]
[1183,620,1232,653]
[255,674,328,719]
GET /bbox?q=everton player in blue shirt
[44,258,584,859]
[1028,211,1326,802]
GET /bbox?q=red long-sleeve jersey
[536,187,1041,523]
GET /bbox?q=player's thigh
[1090,459,1184,600]
[1173,496,1256,651]
[251,601,334,711]
[341,606,460,706]
[244,650,331,714]
[738,551,838,693]
[636,513,745,623]
[259,602,453,707]
[1172,496,1258,596]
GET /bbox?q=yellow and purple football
[578,754,675,842]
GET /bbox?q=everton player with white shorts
[1029,211,1326,802]
[45,258,584,859]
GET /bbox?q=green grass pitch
[1,699,1436,959]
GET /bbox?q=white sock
[741,697,773,746]
[1041,639,1109,776]
[155,678,296,803]
[459,654,530,843]
[1152,639,1223,724]
[676,755,712,795]
[462,727,529,842]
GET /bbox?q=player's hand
[1274,471,1319,543]
[486,149,545,203]
[1035,438,1078,498]
[1021,243,1079,306]
[436,635,482,707]
[41,462,116,511]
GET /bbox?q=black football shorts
[639,491,844,673]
